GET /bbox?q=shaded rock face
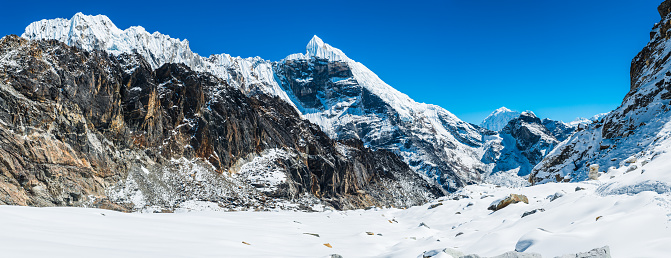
[275,57,490,192]
[0,35,441,211]
[541,118,575,142]
[530,0,671,184]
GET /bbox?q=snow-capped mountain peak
[285,35,350,62]
[480,107,521,131]
[306,35,349,61]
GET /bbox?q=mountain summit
[481,107,521,131]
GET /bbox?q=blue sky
[0,0,663,123]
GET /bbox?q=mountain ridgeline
[7,3,666,211]
[0,35,441,211]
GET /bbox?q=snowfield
[3,164,670,258]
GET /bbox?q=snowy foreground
[3,160,671,258]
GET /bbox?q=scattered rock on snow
[419,222,431,229]
[547,192,564,202]
[575,186,586,191]
[428,203,443,209]
[421,247,465,258]
[555,246,611,258]
[488,194,529,211]
[330,254,343,258]
[323,243,332,248]
[303,233,320,237]
[521,208,545,218]
[490,251,543,258]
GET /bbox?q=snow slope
[2,163,669,257]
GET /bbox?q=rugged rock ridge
[22,15,497,192]
[531,0,671,183]
[482,112,571,179]
[21,13,585,192]
[22,13,295,109]
[277,45,492,192]
[0,35,440,211]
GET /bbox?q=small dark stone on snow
[521,208,545,218]
[428,203,443,209]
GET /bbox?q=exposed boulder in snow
[556,246,611,258]
[488,194,529,211]
[588,165,600,180]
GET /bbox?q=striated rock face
[530,0,671,184]
[0,35,441,211]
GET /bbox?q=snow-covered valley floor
[3,168,671,258]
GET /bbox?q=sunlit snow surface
[3,160,671,258]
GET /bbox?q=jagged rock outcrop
[530,0,671,183]
[0,35,441,211]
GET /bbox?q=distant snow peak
[481,107,521,131]
[495,106,512,113]
[520,111,537,118]
[285,35,350,62]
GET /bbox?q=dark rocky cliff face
[530,0,671,184]
[0,35,440,211]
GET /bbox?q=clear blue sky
[0,0,663,123]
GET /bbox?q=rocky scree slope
[530,0,671,184]
[0,35,441,211]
